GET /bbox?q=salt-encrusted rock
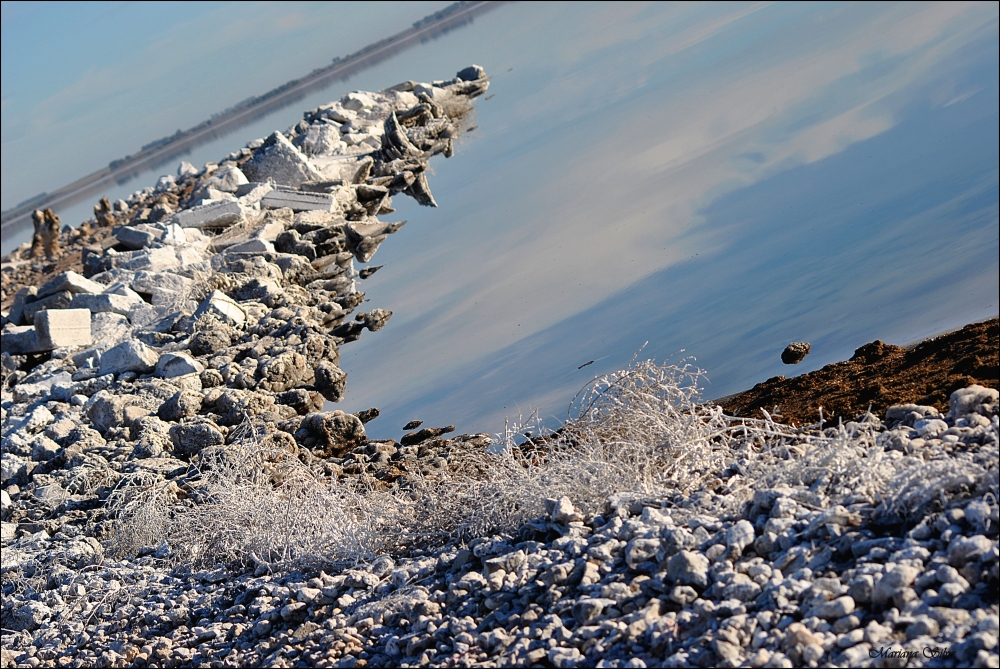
[242,132,324,187]
[99,340,160,376]
[781,341,811,364]
[130,271,191,297]
[177,161,199,178]
[155,352,204,378]
[667,550,710,589]
[457,64,487,81]
[90,312,131,345]
[193,291,246,327]
[202,165,249,193]
[948,534,993,566]
[86,391,146,432]
[293,124,344,156]
[9,601,52,631]
[158,390,203,422]
[169,422,225,456]
[949,384,999,418]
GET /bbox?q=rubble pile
[2,65,998,669]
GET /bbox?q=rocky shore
[2,66,998,669]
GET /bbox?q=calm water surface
[14,3,1000,440]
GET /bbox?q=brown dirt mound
[720,318,999,427]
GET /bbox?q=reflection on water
[9,3,997,443]
[332,2,999,439]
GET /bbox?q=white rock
[34,309,92,349]
[193,290,246,327]
[241,132,323,187]
[342,92,376,111]
[114,226,159,250]
[130,271,191,297]
[99,340,160,376]
[155,352,204,378]
[295,124,344,156]
[226,238,275,254]
[949,385,999,418]
[203,165,249,193]
[177,161,199,177]
[154,174,176,192]
[36,271,105,300]
[69,293,143,317]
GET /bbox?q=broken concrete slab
[193,290,246,327]
[169,199,244,229]
[69,292,143,317]
[36,271,105,300]
[154,352,204,379]
[260,190,337,212]
[241,132,324,187]
[34,309,92,350]
[99,340,160,376]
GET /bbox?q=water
[9,3,999,442]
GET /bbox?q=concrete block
[99,340,160,376]
[155,352,204,378]
[69,292,143,317]
[23,291,73,324]
[170,199,243,229]
[37,271,105,300]
[261,190,336,212]
[193,290,246,327]
[34,309,92,350]
[1,325,41,354]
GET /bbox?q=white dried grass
[106,357,999,571]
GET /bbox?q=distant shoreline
[0,0,503,236]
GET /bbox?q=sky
[0,0,452,211]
